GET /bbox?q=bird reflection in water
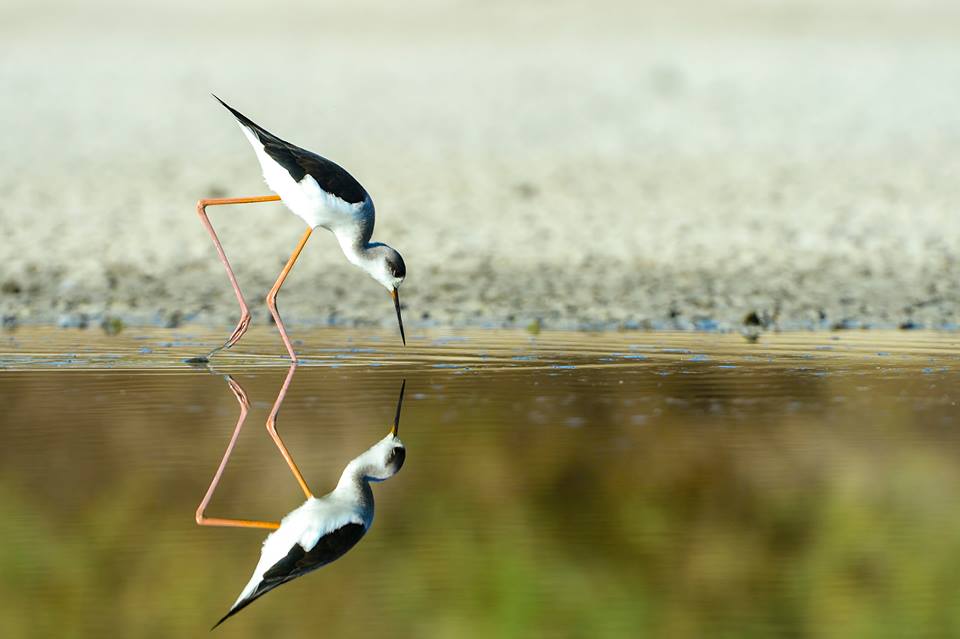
[194,364,407,628]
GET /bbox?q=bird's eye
[388,256,406,279]
[386,447,406,471]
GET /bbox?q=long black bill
[391,379,406,436]
[391,288,406,346]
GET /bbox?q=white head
[364,243,406,290]
[353,431,406,482]
[344,380,407,483]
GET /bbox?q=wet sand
[2,326,959,371]
[2,1,960,331]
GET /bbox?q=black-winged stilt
[193,96,407,363]
[195,366,407,628]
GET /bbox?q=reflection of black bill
[392,379,406,436]
[392,288,406,346]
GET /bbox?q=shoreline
[2,325,958,373]
[1,314,956,334]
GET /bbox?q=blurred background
[2,0,960,331]
[4,3,960,637]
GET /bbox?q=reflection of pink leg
[266,228,313,363]
[266,363,313,498]
[195,376,280,530]
[195,195,281,358]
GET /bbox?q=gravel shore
[3,1,960,331]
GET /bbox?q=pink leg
[266,227,313,362]
[195,375,280,530]
[266,363,313,498]
[195,195,281,359]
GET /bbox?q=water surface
[2,328,959,638]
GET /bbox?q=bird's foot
[225,312,252,347]
[185,312,250,365]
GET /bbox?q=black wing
[213,522,367,629]
[213,95,368,205]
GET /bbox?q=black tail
[211,94,259,129]
[210,584,268,632]
[210,575,281,630]
[210,609,233,631]
[210,596,257,631]
[210,94,287,148]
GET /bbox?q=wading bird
[195,365,407,628]
[193,96,407,363]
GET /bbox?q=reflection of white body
[195,368,408,629]
[219,433,405,626]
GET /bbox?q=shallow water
[2,328,960,638]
